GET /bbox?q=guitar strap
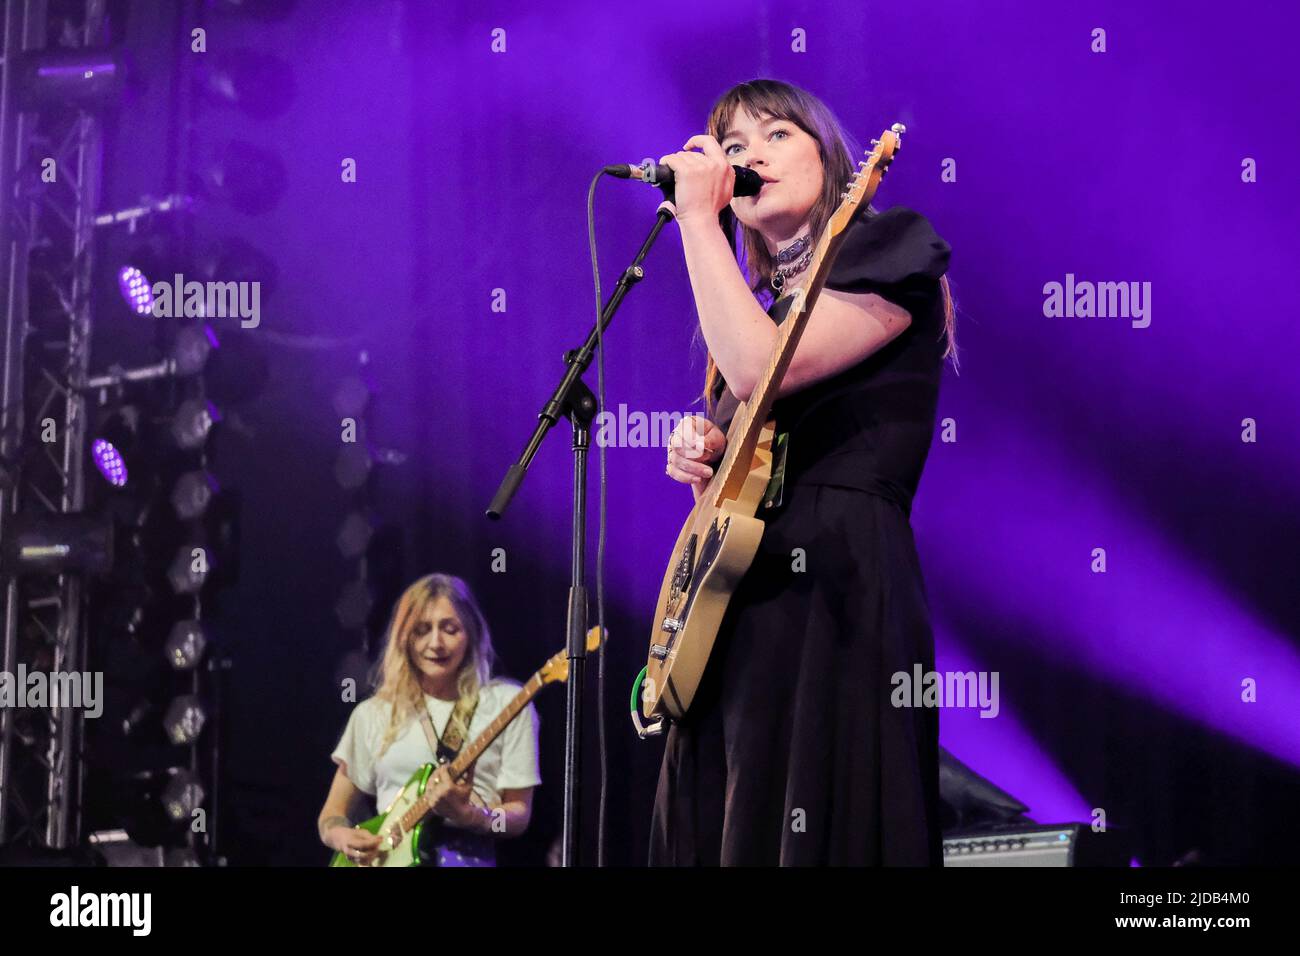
[419,688,479,768]
[415,689,494,866]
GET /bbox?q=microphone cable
[586,168,611,867]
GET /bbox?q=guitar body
[329,764,434,868]
[643,417,775,720]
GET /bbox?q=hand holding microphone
[605,134,763,220]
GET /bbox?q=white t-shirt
[331,678,541,815]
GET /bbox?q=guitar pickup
[668,534,698,604]
[651,620,682,660]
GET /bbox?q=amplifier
[943,823,1129,867]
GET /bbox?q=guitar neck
[449,676,540,776]
[399,674,543,830]
[712,230,846,503]
[704,123,904,507]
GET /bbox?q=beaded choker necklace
[775,233,812,265]
[771,235,815,294]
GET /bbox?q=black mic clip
[634,158,663,185]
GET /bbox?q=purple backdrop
[96,0,1300,864]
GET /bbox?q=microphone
[605,161,764,197]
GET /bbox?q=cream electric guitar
[330,626,604,867]
[641,124,905,721]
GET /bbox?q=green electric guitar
[329,626,604,867]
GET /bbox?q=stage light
[332,374,372,418]
[333,647,374,693]
[170,470,219,521]
[87,830,166,867]
[17,47,124,111]
[163,695,206,745]
[171,323,219,376]
[200,49,296,120]
[92,439,128,487]
[164,620,208,670]
[91,405,141,487]
[160,769,206,822]
[167,544,211,595]
[118,266,155,315]
[333,443,372,490]
[0,512,113,575]
[335,512,374,560]
[335,579,372,630]
[170,399,219,450]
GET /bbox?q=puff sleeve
[825,205,950,321]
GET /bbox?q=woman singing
[650,79,955,865]
[318,574,541,866]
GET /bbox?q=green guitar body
[328,764,436,868]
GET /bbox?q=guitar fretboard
[709,127,900,505]
[398,672,544,831]
[712,229,846,503]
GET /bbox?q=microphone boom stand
[487,199,678,867]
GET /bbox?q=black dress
[648,206,952,866]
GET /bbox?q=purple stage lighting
[170,399,219,450]
[171,322,219,376]
[919,425,1300,768]
[935,621,1093,825]
[17,47,124,111]
[91,438,128,487]
[117,266,154,315]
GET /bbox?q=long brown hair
[699,79,958,417]
[369,573,497,758]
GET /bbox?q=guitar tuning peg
[870,138,880,146]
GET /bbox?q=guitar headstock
[539,626,607,684]
[828,123,905,238]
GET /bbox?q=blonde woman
[318,574,541,866]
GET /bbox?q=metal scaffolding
[0,0,107,851]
